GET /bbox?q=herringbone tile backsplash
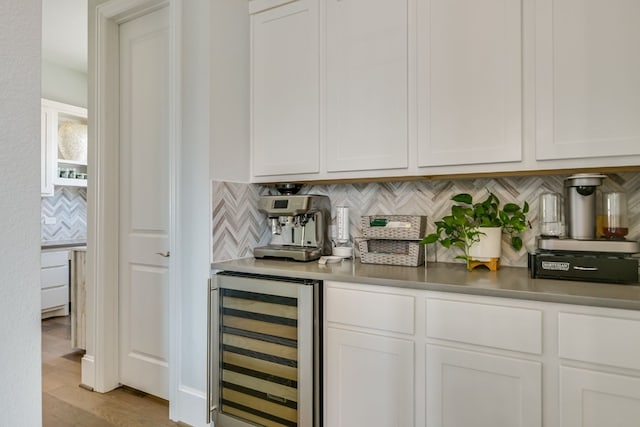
[212,172,640,267]
[41,187,87,242]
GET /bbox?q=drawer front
[426,298,542,354]
[41,265,68,289]
[41,250,69,267]
[326,285,415,335]
[42,285,68,311]
[559,312,640,370]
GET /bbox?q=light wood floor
[42,316,183,427]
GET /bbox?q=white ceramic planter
[468,227,502,261]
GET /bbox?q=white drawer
[42,285,68,311]
[426,298,542,355]
[559,312,640,370]
[326,285,415,335]
[41,265,68,289]
[41,250,69,268]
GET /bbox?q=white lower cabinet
[324,280,640,427]
[558,308,640,426]
[41,249,70,318]
[426,345,541,427]
[325,282,416,427]
[325,327,415,427]
[560,366,640,427]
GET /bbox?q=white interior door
[119,6,170,400]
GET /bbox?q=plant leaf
[452,193,473,204]
[511,236,523,251]
[420,234,439,244]
[503,203,520,213]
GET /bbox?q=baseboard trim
[80,354,95,390]
[174,385,209,427]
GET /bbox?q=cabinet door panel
[326,328,414,427]
[560,367,640,427]
[325,0,409,172]
[559,312,640,371]
[42,285,69,311]
[426,345,541,427]
[251,0,320,176]
[418,0,522,167]
[326,285,415,334]
[426,298,542,354]
[536,0,640,160]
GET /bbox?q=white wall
[210,0,250,183]
[175,2,249,424]
[173,1,213,425]
[0,1,43,425]
[42,60,88,107]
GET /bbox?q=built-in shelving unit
[41,99,88,196]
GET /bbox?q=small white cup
[332,246,353,258]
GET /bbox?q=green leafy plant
[420,192,530,270]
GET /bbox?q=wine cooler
[208,271,321,427]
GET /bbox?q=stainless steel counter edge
[211,258,640,311]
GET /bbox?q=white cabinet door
[535,0,640,160]
[326,327,415,427]
[426,345,542,427]
[41,105,55,197]
[560,366,640,427]
[251,0,320,176]
[417,0,522,167]
[325,0,410,172]
[41,250,70,316]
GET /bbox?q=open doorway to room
[40,1,176,424]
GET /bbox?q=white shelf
[54,177,88,187]
[58,158,87,166]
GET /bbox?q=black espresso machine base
[531,252,639,284]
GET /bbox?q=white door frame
[85,0,181,411]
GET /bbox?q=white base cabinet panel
[425,345,541,427]
[325,327,415,427]
[560,367,640,427]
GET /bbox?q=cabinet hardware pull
[573,266,598,271]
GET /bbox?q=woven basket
[361,215,427,240]
[358,239,424,267]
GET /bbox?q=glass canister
[601,191,629,239]
[538,192,563,237]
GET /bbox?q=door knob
[155,251,170,258]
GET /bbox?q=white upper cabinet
[41,99,88,195]
[250,0,320,176]
[325,0,410,172]
[417,0,522,167]
[535,0,640,161]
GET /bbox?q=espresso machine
[532,173,640,283]
[254,194,332,261]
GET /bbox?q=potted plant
[420,191,530,271]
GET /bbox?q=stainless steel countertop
[211,258,640,311]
